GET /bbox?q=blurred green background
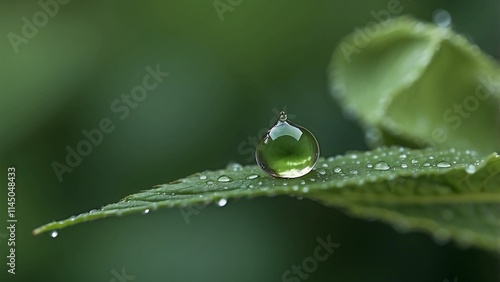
[1,0,499,281]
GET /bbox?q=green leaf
[33,147,500,252]
[329,17,500,155]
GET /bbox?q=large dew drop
[255,111,320,178]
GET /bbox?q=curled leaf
[329,17,500,154]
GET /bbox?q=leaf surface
[34,147,500,252]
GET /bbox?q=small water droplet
[199,175,207,180]
[143,209,150,214]
[302,187,309,193]
[248,184,255,188]
[333,166,342,173]
[399,154,407,159]
[217,199,227,207]
[321,163,328,168]
[401,163,408,168]
[433,9,452,27]
[429,156,434,160]
[366,163,373,168]
[309,178,316,182]
[374,161,390,171]
[292,185,299,191]
[350,170,358,175]
[227,163,243,171]
[50,231,58,238]
[411,159,418,164]
[349,154,358,159]
[206,180,214,185]
[465,164,476,174]
[300,180,306,185]
[246,174,259,180]
[436,161,451,168]
[424,163,430,167]
[217,175,231,182]
[317,169,326,175]
[257,181,263,186]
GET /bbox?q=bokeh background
[1,0,499,281]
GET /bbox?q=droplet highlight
[217,199,227,207]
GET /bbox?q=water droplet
[199,175,207,180]
[248,184,255,188]
[465,164,476,174]
[206,181,214,185]
[257,181,263,186]
[424,163,430,167]
[433,9,452,27]
[374,161,390,171]
[292,185,299,191]
[411,159,418,164]
[255,111,320,178]
[333,166,342,173]
[436,161,451,168]
[350,170,358,175]
[399,154,407,159]
[309,178,316,182]
[227,163,243,171]
[302,187,309,193]
[246,174,259,180]
[50,231,58,238]
[217,199,227,207]
[401,163,408,168]
[366,163,373,168]
[143,209,150,214]
[300,180,306,185]
[317,169,326,175]
[217,175,231,182]
[321,163,328,168]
